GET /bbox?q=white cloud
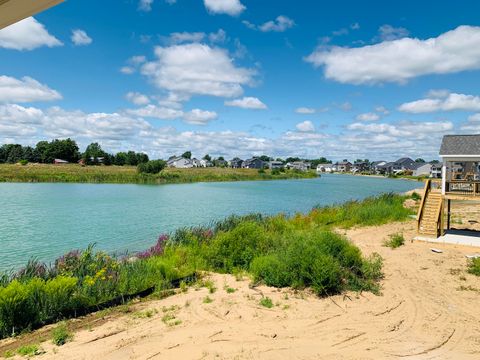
[204,0,245,16]
[296,120,315,132]
[377,24,409,41]
[350,23,360,30]
[243,16,295,32]
[347,120,453,137]
[0,76,62,103]
[461,113,480,131]
[340,102,352,111]
[209,29,227,43]
[295,107,316,114]
[125,92,150,106]
[224,97,267,109]
[125,104,183,120]
[120,66,135,75]
[141,43,256,99]
[374,106,389,115]
[183,109,218,125]
[0,17,62,51]
[398,92,480,113]
[426,89,451,99]
[71,29,92,46]
[167,32,205,44]
[259,16,295,32]
[120,56,147,75]
[356,112,380,121]
[306,25,480,84]
[138,0,154,12]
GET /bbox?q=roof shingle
[440,135,480,156]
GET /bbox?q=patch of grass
[259,297,273,308]
[225,286,236,293]
[3,350,14,358]
[203,296,213,304]
[161,313,175,324]
[383,233,405,249]
[411,192,421,201]
[51,322,73,346]
[17,344,42,357]
[467,258,480,276]
[133,309,157,319]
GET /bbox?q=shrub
[411,192,421,201]
[19,160,28,166]
[251,255,290,287]
[137,160,166,174]
[52,322,72,346]
[17,344,41,356]
[384,233,405,249]
[259,297,273,308]
[258,168,265,174]
[467,258,480,276]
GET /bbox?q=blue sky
[2,0,480,161]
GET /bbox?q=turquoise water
[0,175,420,271]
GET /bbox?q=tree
[114,152,127,166]
[415,158,425,163]
[34,139,79,163]
[203,154,211,161]
[182,151,192,159]
[259,155,272,162]
[83,142,106,165]
[137,160,166,174]
[126,151,139,166]
[136,153,149,164]
[217,156,225,161]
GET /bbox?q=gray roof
[440,135,480,156]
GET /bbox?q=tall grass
[0,164,316,184]
[0,194,411,339]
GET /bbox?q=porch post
[441,161,447,195]
[447,199,451,230]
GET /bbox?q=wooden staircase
[417,180,444,237]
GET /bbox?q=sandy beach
[1,215,479,360]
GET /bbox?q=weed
[467,258,480,276]
[17,344,42,357]
[383,233,405,249]
[259,297,273,308]
[203,296,213,304]
[52,322,73,346]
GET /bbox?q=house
[243,158,265,169]
[53,159,68,164]
[230,158,244,168]
[286,161,311,171]
[167,156,193,168]
[416,134,480,245]
[370,161,387,174]
[336,161,352,172]
[316,163,334,173]
[214,159,228,167]
[268,160,284,169]
[412,162,432,177]
[430,163,442,178]
[191,158,202,167]
[352,161,370,174]
[199,159,213,167]
[377,157,417,175]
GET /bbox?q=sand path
[2,220,480,359]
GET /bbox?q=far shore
[0,163,317,185]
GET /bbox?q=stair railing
[416,179,431,231]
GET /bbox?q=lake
[0,174,420,271]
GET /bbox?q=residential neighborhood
[163,152,441,178]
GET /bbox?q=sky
[1,0,480,161]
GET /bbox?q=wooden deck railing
[445,180,480,196]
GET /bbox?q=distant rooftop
[440,135,480,156]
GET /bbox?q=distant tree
[430,159,440,164]
[137,160,167,174]
[415,158,425,163]
[35,138,79,163]
[217,156,225,161]
[22,146,36,162]
[203,154,211,161]
[182,151,192,159]
[126,151,139,166]
[342,159,349,162]
[136,153,149,164]
[103,153,114,166]
[84,142,106,165]
[286,157,300,163]
[5,144,23,163]
[259,155,272,162]
[114,152,127,166]
[34,141,50,163]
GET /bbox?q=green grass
[0,194,410,340]
[16,344,41,357]
[467,258,480,276]
[203,296,213,304]
[51,322,72,346]
[259,297,273,308]
[383,233,405,249]
[0,164,316,184]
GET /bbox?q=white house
[412,163,432,177]
[167,157,193,168]
[316,163,334,173]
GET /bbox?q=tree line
[0,139,149,166]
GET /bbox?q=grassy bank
[0,193,413,339]
[0,164,317,184]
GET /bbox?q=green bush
[137,160,166,174]
[19,160,28,166]
[259,297,273,308]
[51,322,72,346]
[467,258,480,276]
[251,255,290,287]
[411,192,421,201]
[383,233,405,249]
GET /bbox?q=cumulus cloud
[0,76,62,103]
[167,32,206,44]
[376,24,409,41]
[0,17,62,51]
[138,0,154,12]
[296,120,315,132]
[209,29,227,43]
[305,25,480,84]
[125,92,150,106]
[141,43,256,99]
[125,104,183,120]
[71,29,93,46]
[356,112,380,121]
[243,16,295,32]
[204,0,245,16]
[461,113,480,131]
[398,92,480,113]
[295,107,316,114]
[183,109,218,125]
[120,56,147,75]
[224,97,267,109]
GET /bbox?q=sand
[2,219,480,359]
